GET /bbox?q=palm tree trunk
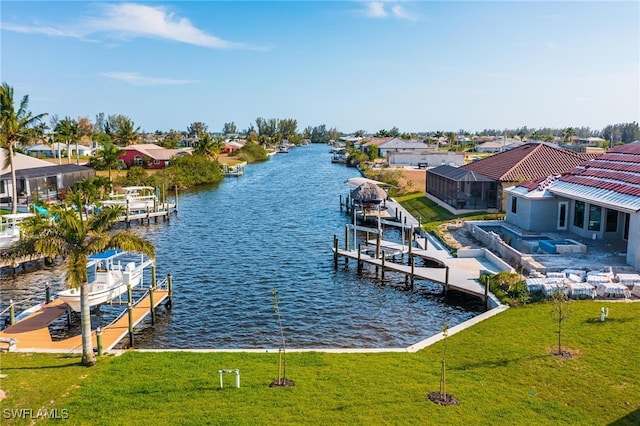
[80,283,96,366]
[9,143,18,215]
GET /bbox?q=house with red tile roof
[505,141,640,271]
[118,144,190,169]
[426,142,596,212]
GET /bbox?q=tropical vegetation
[13,192,155,366]
[0,82,47,213]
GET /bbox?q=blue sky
[1,1,638,134]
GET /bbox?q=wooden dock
[334,237,505,302]
[0,289,169,353]
[116,203,177,227]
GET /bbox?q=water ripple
[1,144,480,348]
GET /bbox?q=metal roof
[549,181,640,212]
[428,165,494,182]
[0,164,93,180]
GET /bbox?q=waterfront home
[118,144,191,169]
[354,136,393,157]
[505,141,640,271]
[378,138,465,167]
[0,149,95,205]
[427,142,598,212]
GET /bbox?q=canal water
[1,143,481,349]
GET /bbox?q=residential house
[378,137,465,168]
[475,137,525,153]
[119,144,191,169]
[505,141,640,271]
[24,143,57,158]
[426,142,597,212]
[0,149,94,204]
[355,136,393,157]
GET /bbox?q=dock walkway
[0,289,168,353]
[336,197,508,300]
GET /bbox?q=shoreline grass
[1,301,638,425]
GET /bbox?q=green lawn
[1,301,638,425]
[395,193,503,233]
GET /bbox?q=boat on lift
[57,250,153,312]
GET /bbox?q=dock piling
[9,300,14,325]
[445,266,450,298]
[381,256,385,280]
[96,327,103,355]
[45,284,51,304]
[333,235,338,268]
[149,289,155,325]
[357,244,362,274]
[127,303,134,348]
[167,274,173,309]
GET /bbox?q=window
[588,205,601,231]
[573,201,585,228]
[605,209,618,233]
[558,202,568,230]
[511,197,517,213]
[134,156,143,166]
[154,159,160,165]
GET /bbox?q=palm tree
[56,117,79,164]
[113,116,140,146]
[193,132,219,160]
[0,82,47,214]
[95,140,124,180]
[16,202,155,366]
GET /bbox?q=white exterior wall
[627,213,640,271]
[506,194,559,232]
[387,151,465,167]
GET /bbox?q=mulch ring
[269,378,295,387]
[427,392,460,406]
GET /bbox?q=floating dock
[0,284,170,353]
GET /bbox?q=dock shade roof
[428,165,494,182]
[350,182,388,202]
[344,177,396,188]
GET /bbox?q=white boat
[57,250,152,312]
[276,144,289,153]
[0,213,35,248]
[101,186,157,212]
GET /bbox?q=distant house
[118,144,190,169]
[356,136,393,157]
[0,149,94,204]
[24,143,57,158]
[377,137,464,167]
[505,141,640,271]
[427,142,597,212]
[475,138,525,153]
[223,140,244,154]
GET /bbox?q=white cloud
[100,72,196,86]
[0,23,83,39]
[546,41,559,50]
[365,2,388,18]
[390,5,417,22]
[2,3,253,49]
[361,1,418,21]
[87,3,244,49]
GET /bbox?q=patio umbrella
[350,182,388,203]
